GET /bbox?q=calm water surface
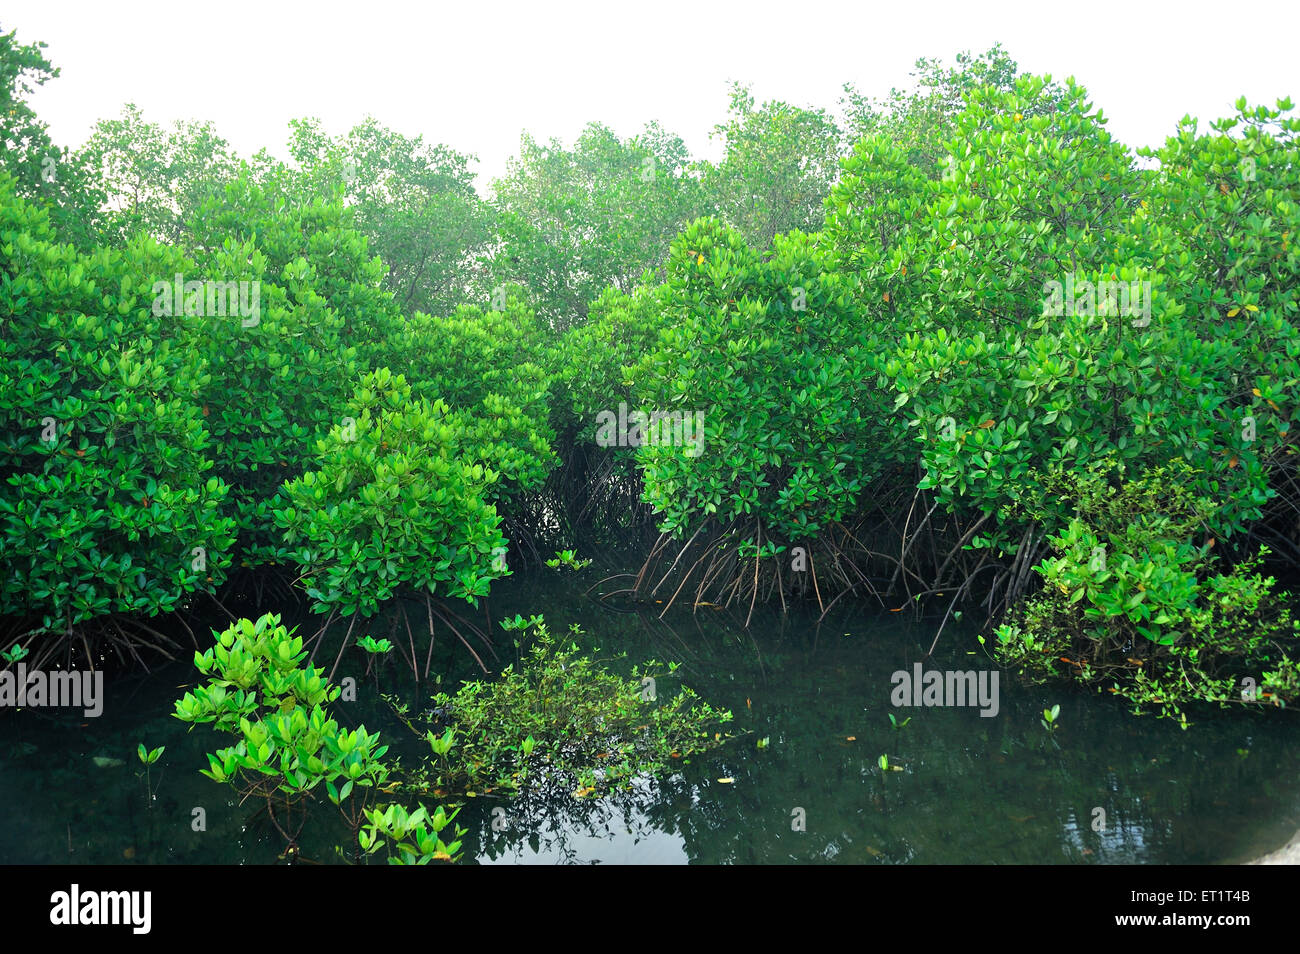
[2,569,1297,864]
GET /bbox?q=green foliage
[831,79,1299,725]
[408,616,732,797]
[75,104,239,246]
[274,370,509,620]
[832,78,1292,554]
[0,178,236,649]
[386,291,556,505]
[181,169,406,564]
[3,23,1298,741]
[1132,96,1300,331]
[840,44,1068,171]
[286,116,493,316]
[994,462,1300,724]
[833,74,1141,337]
[1125,95,1300,531]
[702,83,842,248]
[0,25,105,244]
[134,741,164,813]
[0,26,60,192]
[554,283,667,441]
[1,642,29,664]
[1040,704,1060,732]
[358,801,464,865]
[887,270,1267,549]
[356,634,394,655]
[548,283,669,518]
[489,121,708,328]
[632,218,893,542]
[545,549,592,571]
[173,612,463,863]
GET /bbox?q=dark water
[2,567,1297,865]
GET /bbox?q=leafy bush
[181,170,405,565]
[1124,95,1300,542]
[395,614,733,798]
[632,218,892,544]
[384,292,557,509]
[173,611,464,863]
[993,461,1300,725]
[274,370,509,647]
[831,77,1158,550]
[555,283,667,442]
[832,78,1295,566]
[0,177,235,659]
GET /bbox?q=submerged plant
[393,615,733,798]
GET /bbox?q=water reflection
[1,569,1297,865]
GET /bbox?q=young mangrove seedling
[136,743,165,811]
[1041,704,1061,733]
[545,550,592,571]
[878,754,904,774]
[357,635,394,655]
[357,634,394,680]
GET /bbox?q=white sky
[6,0,1298,190]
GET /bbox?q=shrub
[0,177,235,661]
[632,219,892,544]
[273,370,509,677]
[383,292,557,511]
[173,611,465,863]
[394,614,733,798]
[181,170,405,565]
[992,460,1300,725]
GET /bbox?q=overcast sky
[6,0,1297,189]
